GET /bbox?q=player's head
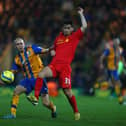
[62,19,74,36]
[14,37,25,52]
[113,38,120,47]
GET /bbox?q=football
[1,70,14,84]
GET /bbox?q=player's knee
[42,101,49,107]
[13,89,19,95]
[38,72,45,78]
[38,67,52,78]
[66,93,73,98]
[13,87,25,95]
[64,89,73,98]
[41,94,50,106]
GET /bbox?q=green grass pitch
[0,90,126,126]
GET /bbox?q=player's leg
[11,85,26,116]
[2,85,26,119]
[60,65,80,120]
[26,95,38,106]
[111,70,123,104]
[39,78,57,118]
[41,94,57,118]
[113,79,123,104]
[106,71,114,97]
[27,76,55,107]
[34,65,55,100]
[63,88,80,120]
[26,78,39,106]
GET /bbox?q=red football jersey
[51,28,83,64]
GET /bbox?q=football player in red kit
[32,7,87,120]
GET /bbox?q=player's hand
[49,46,54,52]
[50,50,56,56]
[23,60,28,66]
[42,48,50,53]
[77,7,84,15]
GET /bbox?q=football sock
[115,84,121,96]
[114,84,124,104]
[11,95,19,116]
[68,95,79,113]
[35,78,43,100]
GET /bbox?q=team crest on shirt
[27,50,31,56]
[65,38,69,42]
[57,38,69,45]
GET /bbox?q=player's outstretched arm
[49,45,56,56]
[78,7,87,32]
[41,45,55,54]
[41,48,50,54]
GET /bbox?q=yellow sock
[11,95,19,116]
[115,85,121,96]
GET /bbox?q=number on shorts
[65,77,70,85]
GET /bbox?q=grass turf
[0,93,126,126]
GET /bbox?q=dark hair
[63,19,73,26]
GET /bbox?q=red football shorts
[49,63,72,89]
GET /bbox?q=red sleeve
[73,28,84,40]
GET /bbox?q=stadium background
[0,0,126,95]
[0,1,126,125]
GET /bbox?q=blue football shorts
[19,77,48,95]
[106,69,120,81]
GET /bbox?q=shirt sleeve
[103,49,110,56]
[11,61,20,71]
[32,45,43,54]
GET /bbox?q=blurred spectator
[0,0,126,92]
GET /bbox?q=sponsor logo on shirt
[57,38,69,45]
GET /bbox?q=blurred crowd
[0,0,126,93]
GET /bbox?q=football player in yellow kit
[1,38,56,119]
[100,38,124,104]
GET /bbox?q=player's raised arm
[78,7,87,32]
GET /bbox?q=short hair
[14,37,24,43]
[63,19,73,26]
